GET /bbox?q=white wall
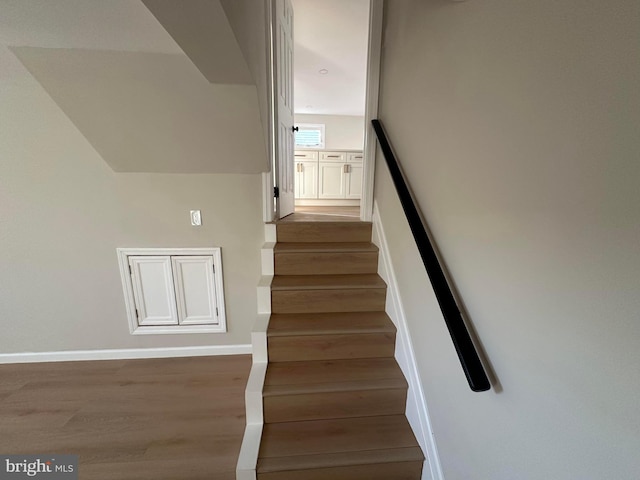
[295,114,364,150]
[221,0,272,164]
[376,1,640,479]
[0,44,264,354]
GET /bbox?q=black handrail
[372,119,490,392]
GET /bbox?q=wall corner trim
[0,344,252,364]
[372,201,445,480]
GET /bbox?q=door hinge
[274,186,280,198]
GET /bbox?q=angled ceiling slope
[12,47,267,174]
[142,0,253,85]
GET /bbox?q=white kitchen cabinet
[295,160,318,198]
[318,161,347,199]
[347,152,364,163]
[320,151,347,162]
[345,162,363,199]
[295,150,363,201]
[118,248,226,334]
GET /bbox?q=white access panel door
[319,162,347,199]
[171,256,218,325]
[128,256,178,326]
[346,163,363,199]
[275,0,295,218]
[297,161,318,198]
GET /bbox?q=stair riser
[271,289,386,314]
[275,252,378,275]
[257,461,423,480]
[268,333,395,362]
[277,223,372,243]
[264,388,407,423]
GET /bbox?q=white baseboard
[0,344,252,364]
[236,423,262,480]
[237,229,273,479]
[372,201,444,480]
[294,199,360,207]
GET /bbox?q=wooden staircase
[257,220,424,479]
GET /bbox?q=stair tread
[271,274,386,290]
[264,358,404,386]
[264,358,407,396]
[258,415,421,460]
[274,242,378,253]
[268,312,395,337]
[257,446,424,473]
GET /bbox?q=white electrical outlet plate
[190,210,202,226]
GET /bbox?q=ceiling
[292,0,370,117]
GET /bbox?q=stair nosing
[271,274,386,291]
[274,242,379,253]
[263,377,408,396]
[267,326,396,337]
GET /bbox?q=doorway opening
[291,0,370,220]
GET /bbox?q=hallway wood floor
[285,205,360,222]
[0,355,251,480]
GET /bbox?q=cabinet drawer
[294,150,318,161]
[347,152,364,163]
[320,151,346,162]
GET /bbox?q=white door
[274,0,295,218]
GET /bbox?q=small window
[295,124,325,149]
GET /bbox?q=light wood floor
[0,355,251,480]
[288,205,360,221]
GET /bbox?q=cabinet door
[318,161,346,199]
[128,256,178,326]
[294,166,301,198]
[297,161,318,198]
[172,256,218,325]
[345,163,363,199]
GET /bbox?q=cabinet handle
[328,155,340,158]
[343,164,349,173]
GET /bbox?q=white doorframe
[262,0,384,224]
[360,0,384,222]
[263,0,277,223]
